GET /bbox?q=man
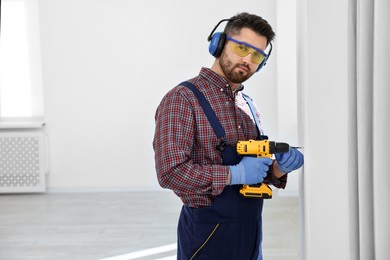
[153,12,304,260]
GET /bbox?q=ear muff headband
[207,18,238,58]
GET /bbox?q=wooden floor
[0,191,299,260]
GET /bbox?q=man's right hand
[229,156,273,185]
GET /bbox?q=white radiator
[0,131,48,193]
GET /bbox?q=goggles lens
[226,36,267,65]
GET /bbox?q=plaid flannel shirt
[153,67,287,208]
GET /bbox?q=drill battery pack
[239,183,272,199]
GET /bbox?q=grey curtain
[355,0,389,259]
[371,0,390,259]
[298,0,390,259]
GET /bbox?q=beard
[219,52,253,84]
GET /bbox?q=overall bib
[177,82,264,260]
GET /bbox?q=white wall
[38,0,282,192]
[297,0,358,259]
[275,0,300,196]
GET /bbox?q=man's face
[219,28,268,84]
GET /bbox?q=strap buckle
[216,139,229,151]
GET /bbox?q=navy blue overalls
[178,82,264,260]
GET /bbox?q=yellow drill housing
[237,140,274,158]
[236,139,290,199]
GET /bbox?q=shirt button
[220,88,224,92]
[238,125,241,129]
[226,101,229,105]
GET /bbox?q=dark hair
[224,12,275,45]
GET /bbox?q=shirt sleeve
[153,88,228,198]
[263,162,287,189]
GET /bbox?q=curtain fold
[357,0,390,259]
[356,0,374,259]
[372,0,390,259]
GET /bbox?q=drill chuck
[269,141,290,154]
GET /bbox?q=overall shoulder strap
[241,93,262,139]
[180,81,225,139]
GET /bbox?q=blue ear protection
[207,19,235,58]
[208,32,226,58]
[207,18,272,72]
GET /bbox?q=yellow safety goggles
[226,36,267,65]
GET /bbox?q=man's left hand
[275,148,304,173]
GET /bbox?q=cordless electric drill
[236,139,292,199]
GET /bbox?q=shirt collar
[199,67,245,93]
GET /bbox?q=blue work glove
[229,156,273,185]
[275,148,304,173]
